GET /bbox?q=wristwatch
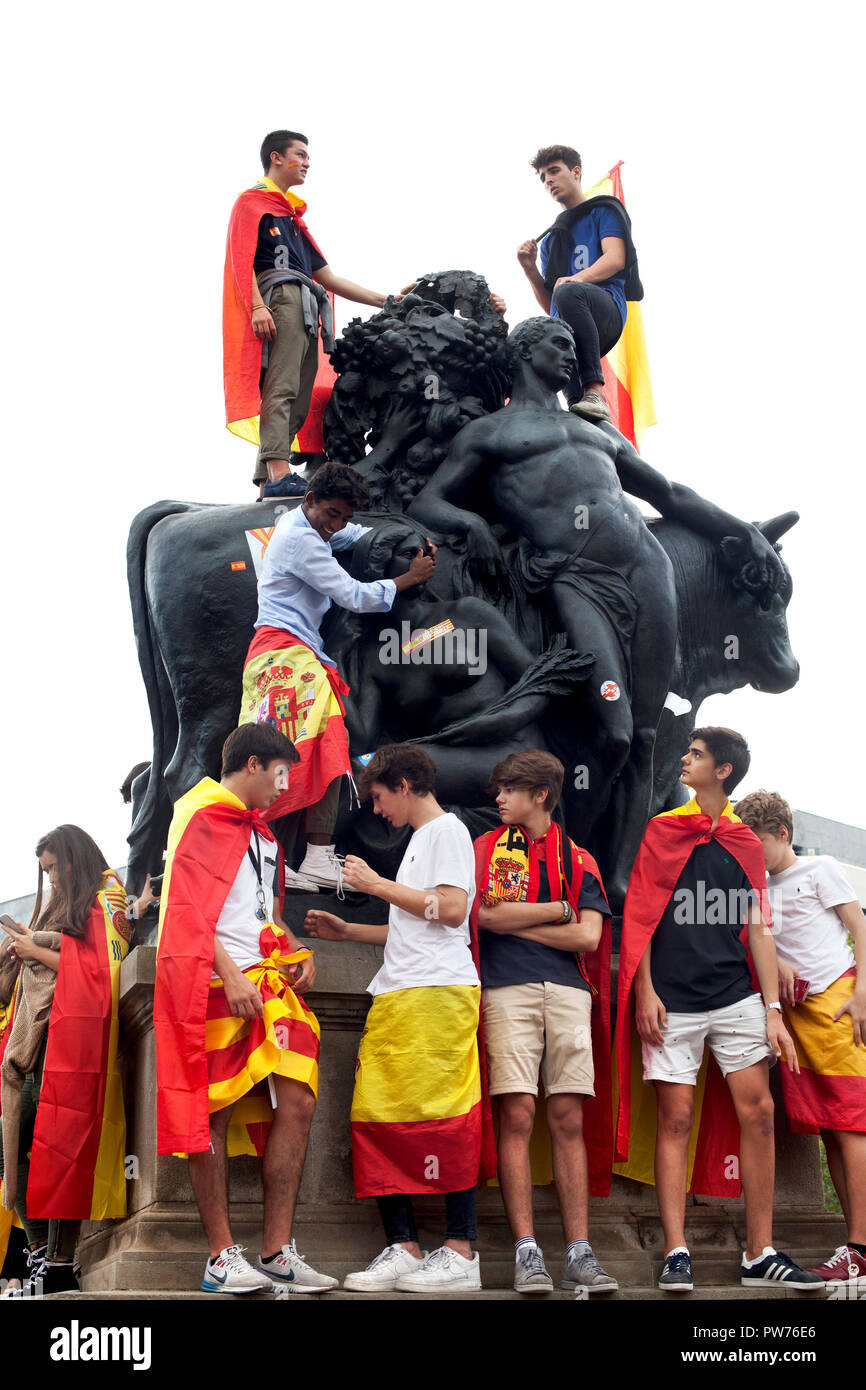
[765,1001,782,1013]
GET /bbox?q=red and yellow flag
[779,969,866,1134]
[238,626,351,823]
[588,162,655,450]
[26,873,130,1220]
[351,986,485,1198]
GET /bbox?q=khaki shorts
[482,981,594,1097]
[641,992,776,1085]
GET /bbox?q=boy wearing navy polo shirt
[474,750,617,1295]
[517,144,631,423]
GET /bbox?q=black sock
[849,1241,866,1256]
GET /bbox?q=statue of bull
[125,499,798,911]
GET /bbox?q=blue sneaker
[261,472,308,500]
[658,1250,693,1291]
[740,1249,824,1291]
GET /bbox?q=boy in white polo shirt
[737,789,866,1287]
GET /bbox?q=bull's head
[719,511,799,693]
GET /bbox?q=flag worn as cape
[26,872,130,1220]
[614,798,771,1197]
[154,778,280,1155]
[223,178,329,446]
[471,822,614,1196]
[587,163,655,450]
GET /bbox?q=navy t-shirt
[540,202,627,327]
[254,213,327,279]
[479,831,609,992]
[650,839,758,1013]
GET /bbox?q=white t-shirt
[214,831,278,972]
[368,812,479,997]
[768,855,857,994]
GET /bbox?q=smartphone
[0,915,25,935]
[793,977,810,1004]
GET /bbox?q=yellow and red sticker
[231,560,247,572]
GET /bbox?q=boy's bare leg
[726,1061,775,1259]
[821,1129,851,1230]
[188,1104,234,1257]
[260,1075,316,1258]
[546,1093,589,1242]
[828,1128,866,1243]
[654,1082,694,1252]
[496,1094,536,1238]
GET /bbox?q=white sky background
[1,0,862,894]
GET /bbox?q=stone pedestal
[77,942,842,1292]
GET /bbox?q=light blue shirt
[255,506,396,666]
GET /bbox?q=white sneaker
[284,866,320,893]
[256,1239,338,1293]
[201,1244,273,1294]
[298,844,342,892]
[343,1244,429,1291]
[394,1246,482,1292]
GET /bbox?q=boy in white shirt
[305,743,490,1292]
[737,789,866,1286]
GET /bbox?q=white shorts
[641,992,776,1086]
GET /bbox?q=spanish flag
[238,626,351,824]
[779,969,866,1134]
[154,779,319,1156]
[614,799,770,1197]
[587,162,655,450]
[26,874,130,1220]
[351,985,486,1198]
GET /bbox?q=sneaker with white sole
[658,1250,693,1291]
[201,1244,273,1294]
[570,390,611,422]
[808,1245,866,1287]
[297,845,341,892]
[343,1244,429,1291]
[284,866,320,893]
[394,1245,482,1292]
[256,1239,339,1293]
[740,1248,824,1291]
[562,1248,619,1293]
[514,1245,554,1294]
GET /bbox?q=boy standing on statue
[224,129,400,498]
[615,727,823,1292]
[736,789,866,1287]
[473,750,617,1294]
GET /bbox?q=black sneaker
[740,1250,825,1291]
[261,473,308,500]
[658,1250,693,1291]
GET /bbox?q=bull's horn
[757,511,799,544]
